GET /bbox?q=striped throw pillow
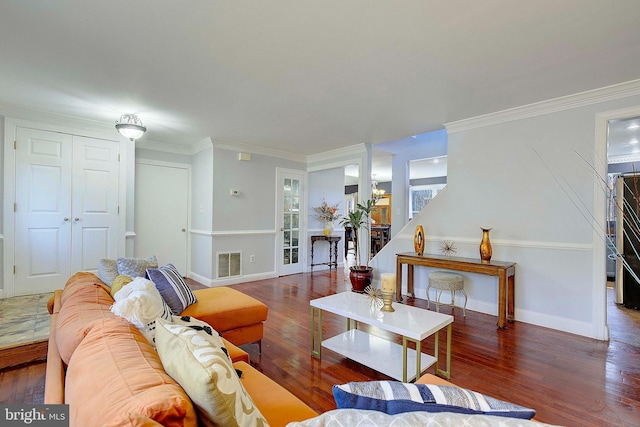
[147,264,197,314]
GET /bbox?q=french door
[276,169,306,276]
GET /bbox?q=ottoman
[181,287,268,351]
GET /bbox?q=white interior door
[276,169,306,276]
[71,136,120,273]
[15,128,73,295]
[135,161,189,273]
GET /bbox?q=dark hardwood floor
[2,270,640,426]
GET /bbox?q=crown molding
[192,137,213,154]
[135,139,194,155]
[211,138,306,163]
[607,153,640,164]
[306,143,368,164]
[445,79,640,134]
[0,102,117,138]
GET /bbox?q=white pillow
[110,277,171,345]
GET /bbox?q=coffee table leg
[415,339,422,382]
[434,323,451,379]
[402,336,408,382]
[311,307,322,358]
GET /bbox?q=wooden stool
[427,271,467,316]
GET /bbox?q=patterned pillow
[98,258,119,286]
[116,255,158,278]
[155,318,267,427]
[147,264,197,314]
[333,381,536,420]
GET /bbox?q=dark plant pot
[349,266,373,293]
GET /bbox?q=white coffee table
[310,292,453,382]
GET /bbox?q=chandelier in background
[372,175,385,201]
[115,114,147,141]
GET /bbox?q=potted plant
[340,199,375,292]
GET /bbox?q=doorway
[134,160,190,273]
[276,168,306,276]
[12,128,120,296]
[601,109,640,343]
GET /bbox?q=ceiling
[1,1,640,161]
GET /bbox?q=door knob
[182,228,186,232]
[74,217,80,222]
[63,217,69,222]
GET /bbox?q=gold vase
[479,228,492,262]
[414,225,425,255]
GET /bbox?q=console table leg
[311,307,322,358]
[507,268,515,322]
[396,259,403,302]
[497,272,507,328]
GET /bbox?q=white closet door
[70,136,120,273]
[15,128,73,295]
[134,162,189,273]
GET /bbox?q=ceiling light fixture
[115,114,147,141]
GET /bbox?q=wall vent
[217,251,241,278]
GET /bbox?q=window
[409,184,446,219]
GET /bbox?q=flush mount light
[115,114,147,141]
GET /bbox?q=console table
[310,235,341,272]
[395,253,516,329]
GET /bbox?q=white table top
[310,291,453,341]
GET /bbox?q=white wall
[189,143,306,286]
[307,167,346,269]
[190,145,214,282]
[371,84,640,339]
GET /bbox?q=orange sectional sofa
[45,272,318,426]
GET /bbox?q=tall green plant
[340,199,375,269]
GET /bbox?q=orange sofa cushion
[65,317,197,427]
[234,361,318,427]
[181,287,268,344]
[60,271,111,306]
[56,280,116,364]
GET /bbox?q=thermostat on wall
[230,189,240,196]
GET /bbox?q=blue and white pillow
[333,381,536,420]
[147,264,197,314]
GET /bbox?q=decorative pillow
[333,381,536,420]
[110,277,172,346]
[155,318,267,427]
[286,408,547,427]
[147,264,197,314]
[98,258,119,286]
[116,255,158,278]
[110,274,133,298]
[170,315,236,365]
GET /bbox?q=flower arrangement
[314,198,341,222]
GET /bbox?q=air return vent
[217,251,241,278]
